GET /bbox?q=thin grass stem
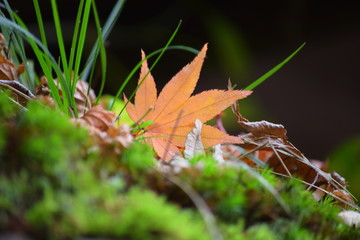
[244,43,305,91]
[50,0,69,77]
[72,0,92,94]
[68,0,85,76]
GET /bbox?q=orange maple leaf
[125,44,252,161]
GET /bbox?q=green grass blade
[112,20,182,115]
[50,0,69,77]
[68,0,85,76]
[32,0,48,49]
[81,0,126,80]
[91,0,107,104]
[72,0,92,94]
[244,43,305,91]
[51,0,80,116]
[32,0,53,80]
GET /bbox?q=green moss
[0,91,17,120]
[0,124,5,158]
[0,95,358,239]
[246,224,277,240]
[116,188,210,240]
[190,155,219,177]
[27,175,210,239]
[120,142,156,172]
[0,171,31,226]
[271,219,319,240]
[17,101,88,176]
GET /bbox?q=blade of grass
[68,0,85,76]
[32,0,53,82]
[50,0,69,78]
[113,20,183,116]
[244,43,305,91]
[72,0,92,95]
[49,0,80,114]
[90,0,107,104]
[81,0,126,80]
[32,0,48,50]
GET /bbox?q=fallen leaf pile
[125,44,251,161]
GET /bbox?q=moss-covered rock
[0,94,359,239]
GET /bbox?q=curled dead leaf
[77,105,115,132]
[239,120,288,140]
[96,125,133,155]
[35,76,52,96]
[74,80,96,116]
[0,34,24,80]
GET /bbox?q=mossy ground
[0,93,358,239]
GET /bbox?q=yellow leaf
[125,44,251,161]
[148,44,208,122]
[152,89,251,128]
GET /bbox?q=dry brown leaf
[239,120,288,140]
[77,105,115,132]
[95,125,133,156]
[0,34,24,80]
[35,76,52,96]
[125,44,251,161]
[73,104,132,156]
[74,80,96,116]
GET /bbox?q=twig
[268,139,292,178]
[238,141,268,160]
[271,171,360,211]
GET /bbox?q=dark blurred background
[8,0,360,189]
